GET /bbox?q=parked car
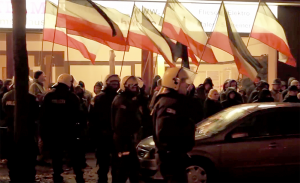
[137,103,300,183]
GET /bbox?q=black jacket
[195,78,213,105]
[111,91,142,153]
[2,89,39,139]
[219,79,230,103]
[152,91,195,153]
[254,89,274,103]
[221,88,242,109]
[90,87,118,138]
[283,96,300,103]
[203,98,222,119]
[40,83,81,145]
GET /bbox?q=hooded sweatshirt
[196,77,214,104]
[221,88,242,109]
[254,89,274,103]
[248,80,269,103]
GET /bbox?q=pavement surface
[0,153,104,183]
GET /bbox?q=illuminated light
[0,0,277,32]
[258,104,276,108]
[149,141,155,146]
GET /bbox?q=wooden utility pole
[11,0,34,182]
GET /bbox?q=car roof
[235,102,300,113]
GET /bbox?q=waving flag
[127,6,183,67]
[208,2,262,81]
[143,6,199,66]
[250,2,296,67]
[56,0,127,51]
[43,0,101,64]
[162,0,217,64]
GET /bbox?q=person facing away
[29,70,46,103]
[221,87,242,109]
[271,78,283,102]
[40,74,86,183]
[283,85,300,103]
[239,89,248,104]
[152,67,196,183]
[111,76,142,183]
[89,74,120,183]
[254,89,274,103]
[203,89,223,119]
[2,78,39,182]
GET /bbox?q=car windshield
[196,106,252,138]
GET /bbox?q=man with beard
[89,74,120,183]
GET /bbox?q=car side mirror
[231,132,249,139]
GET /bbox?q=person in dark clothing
[187,84,203,123]
[89,74,120,183]
[253,89,274,103]
[152,67,195,183]
[281,81,287,92]
[40,74,85,183]
[219,79,230,102]
[283,85,300,103]
[246,76,261,97]
[283,80,300,100]
[111,76,142,183]
[0,80,12,120]
[203,89,223,118]
[239,89,248,103]
[248,80,269,103]
[282,77,296,99]
[137,78,152,140]
[228,80,243,103]
[2,80,39,182]
[221,87,242,109]
[195,77,214,105]
[0,80,3,89]
[78,81,93,108]
[93,81,103,96]
[149,75,161,99]
[149,79,162,111]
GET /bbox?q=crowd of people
[0,69,299,183]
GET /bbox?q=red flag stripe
[163,22,217,64]
[43,28,96,63]
[128,31,175,67]
[56,13,128,51]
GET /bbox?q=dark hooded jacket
[248,80,269,103]
[196,78,213,105]
[283,95,300,103]
[221,88,242,109]
[254,89,274,103]
[203,97,222,119]
[187,85,203,123]
[219,79,230,102]
[282,77,296,99]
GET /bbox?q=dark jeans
[96,135,114,183]
[49,139,85,182]
[158,152,189,183]
[112,135,139,183]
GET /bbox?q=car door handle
[269,142,277,148]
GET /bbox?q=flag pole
[40,0,47,66]
[66,33,70,72]
[246,0,261,47]
[196,1,221,73]
[50,0,60,68]
[120,2,135,77]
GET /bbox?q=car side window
[278,107,300,135]
[229,109,281,139]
